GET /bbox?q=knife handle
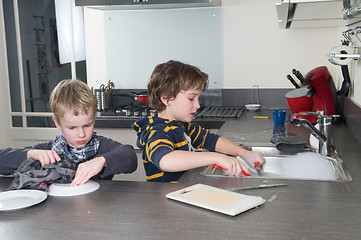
[292,69,305,84]
[213,164,251,176]
[287,75,300,88]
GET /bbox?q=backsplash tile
[222,89,291,109]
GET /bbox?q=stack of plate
[245,104,261,111]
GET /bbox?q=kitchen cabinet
[113,150,146,181]
[276,0,361,29]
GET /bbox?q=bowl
[245,104,261,111]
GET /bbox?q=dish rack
[194,106,243,119]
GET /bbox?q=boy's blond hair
[49,79,97,120]
[147,60,209,112]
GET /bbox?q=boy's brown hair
[147,60,209,112]
[49,79,97,120]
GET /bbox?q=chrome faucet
[291,111,340,156]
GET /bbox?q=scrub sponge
[271,136,308,154]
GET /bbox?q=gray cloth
[8,158,78,191]
[271,136,308,153]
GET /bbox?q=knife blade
[227,183,288,192]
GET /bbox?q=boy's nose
[194,99,200,110]
[78,128,86,137]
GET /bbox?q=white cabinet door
[112,150,146,182]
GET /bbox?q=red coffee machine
[291,66,338,123]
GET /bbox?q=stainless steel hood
[75,0,221,10]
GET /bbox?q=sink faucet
[291,111,340,156]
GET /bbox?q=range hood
[75,0,221,10]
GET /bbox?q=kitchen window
[2,0,86,128]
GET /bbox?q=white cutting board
[166,184,265,216]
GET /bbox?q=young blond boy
[132,60,264,182]
[1,79,137,186]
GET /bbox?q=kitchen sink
[201,144,352,182]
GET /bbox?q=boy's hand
[71,157,106,186]
[217,155,250,177]
[241,151,265,168]
[27,149,61,167]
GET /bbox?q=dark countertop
[2,109,361,239]
[180,109,361,239]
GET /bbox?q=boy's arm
[95,136,138,177]
[159,150,248,176]
[0,141,58,175]
[158,136,264,176]
[26,141,61,166]
[70,137,137,186]
[215,136,265,167]
[148,125,245,175]
[188,123,264,166]
[0,148,28,175]
[71,156,106,186]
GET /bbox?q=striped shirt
[132,115,220,182]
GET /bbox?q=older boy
[132,60,264,182]
[1,79,137,186]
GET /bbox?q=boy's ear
[160,96,169,106]
[52,116,62,130]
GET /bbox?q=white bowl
[245,104,261,111]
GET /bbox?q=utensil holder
[95,89,107,111]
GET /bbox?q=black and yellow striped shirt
[132,115,220,182]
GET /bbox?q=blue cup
[273,110,290,126]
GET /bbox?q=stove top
[96,105,244,120]
[96,104,154,118]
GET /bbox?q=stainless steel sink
[201,144,352,182]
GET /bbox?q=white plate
[245,104,261,111]
[47,180,100,197]
[0,190,47,211]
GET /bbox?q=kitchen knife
[254,162,262,176]
[292,69,305,85]
[287,75,300,88]
[227,183,288,192]
[212,164,251,176]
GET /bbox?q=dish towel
[271,136,308,154]
[8,158,78,191]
